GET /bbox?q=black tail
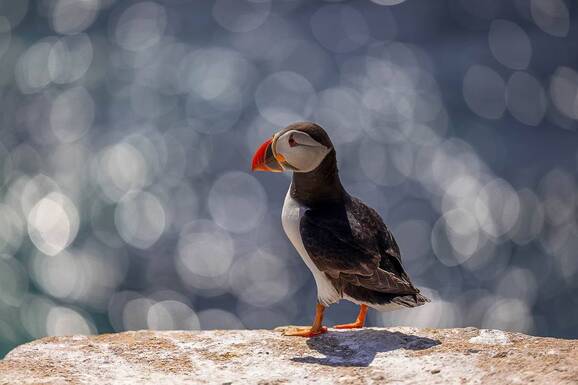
[342,283,431,309]
[392,292,430,308]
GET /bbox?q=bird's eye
[288,136,296,147]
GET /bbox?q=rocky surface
[0,327,577,384]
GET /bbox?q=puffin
[251,122,429,337]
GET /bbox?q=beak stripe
[251,137,283,172]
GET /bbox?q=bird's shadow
[290,329,440,367]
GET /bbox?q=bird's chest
[281,189,312,269]
[281,186,340,305]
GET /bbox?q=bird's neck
[290,150,346,207]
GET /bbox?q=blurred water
[0,0,577,358]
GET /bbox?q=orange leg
[334,304,368,329]
[283,303,328,337]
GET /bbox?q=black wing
[299,196,419,295]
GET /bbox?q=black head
[277,122,334,151]
[252,121,335,174]
[251,121,345,206]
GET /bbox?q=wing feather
[299,196,419,295]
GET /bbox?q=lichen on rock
[0,327,576,384]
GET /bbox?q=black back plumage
[300,195,428,305]
[289,122,429,308]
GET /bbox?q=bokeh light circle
[488,19,531,70]
[46,306,95,336]
[208,171,267,234]
[530,0,569,37]
[229,250,291,307]
[27,192,79,256]
[310,5,369,54]
[176,220,235,291]
[463,65,505,119]
[549,67,578,120]
[114,1,167,51]
[50,86,95,143]
[51,0,99,35]
[115,191,166,249]
[505,71,546,126]
[212,0,271,33]
[255,71,316,126]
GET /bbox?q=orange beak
[251,137,283,172]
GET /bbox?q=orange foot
[282,326,328,337]
[334,322,364,329]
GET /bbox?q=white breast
[281,186,341,306]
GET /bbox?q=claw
[283,326,328,337]
[334,322,363,330]
[276,303,327,337]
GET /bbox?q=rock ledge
[1,327,577,384]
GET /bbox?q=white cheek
[275,138,291,161]
[284,147,310,170]
[277,143,329,173]
[274,130,330,172]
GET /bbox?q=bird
[251,122,430,337]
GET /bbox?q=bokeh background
[0,0,577,357]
